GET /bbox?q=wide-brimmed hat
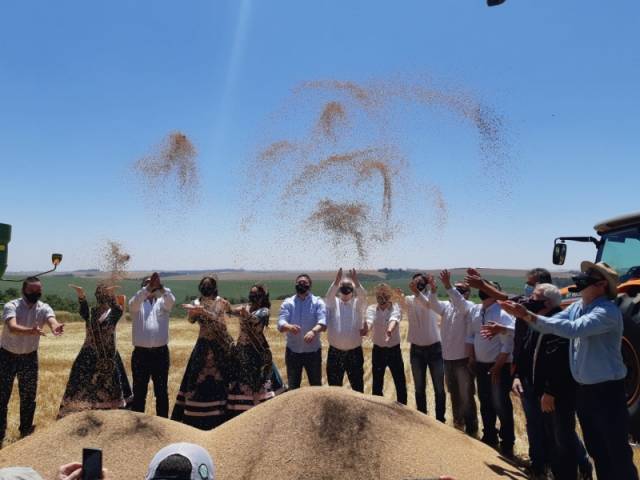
[580,261,619,299]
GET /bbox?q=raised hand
[464,269,484,289]
[149,272,162,291]
[427,274,437,293]
[439,270,452,289]
[480,321,506,339]
[69,284,86,299]
[51,322,65,336]
[350,268,360,286]
[497,300,529,320]
[335,268,343,284]
[409,278,420,295]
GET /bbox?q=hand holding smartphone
[82,448,102,480]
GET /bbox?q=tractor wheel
[618,291,640,439]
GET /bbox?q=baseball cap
[145,443,215,480]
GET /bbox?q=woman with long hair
[227,284,286,418]
[58,283,133,417]
[171,276,234,430]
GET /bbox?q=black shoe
[499,443,514,459]
[481,435,499,448]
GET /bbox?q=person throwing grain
[0,276,63,447]
[128,272,175,418]
[277,274,327,389]
[324,268,368,393]
[365,284,407,404]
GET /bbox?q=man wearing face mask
[324,268,368,393]
[404,273,446,421]
[366,284,407,404]
[466,280,515,457]
[128,272,175,417]
[278,274,327,389]
[411,270,478,435]
[500,262,638,480]
[466,267,552,477]
[0,276,64,447]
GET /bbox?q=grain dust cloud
[241,75,512,264]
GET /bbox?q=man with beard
[278,274,327,389]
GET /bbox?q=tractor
[553,211,640,436]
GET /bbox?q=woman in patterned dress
[227,284,286,418]
[58,284,133,417]
[171,276,234,430]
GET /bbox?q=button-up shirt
[531,296,626,385]
[366,303,402,347]
[278,293,327,353]
[1,298,55,354]
[128,287,176,348]
[405,293,441,347]
[325,283,368,351]
[417,289,474,361]
[466,302,515,363]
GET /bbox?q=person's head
[570,261,619,302]
[479,281,501,306]
[454,282,470,300]
[145,443,215,480]
[248,284,271,310]
[525,268,552,295]
[412,273,429,293]
[338,279,355,301]
[198,276,218,298]
[531,283,562,315]
[95,283,115,305]
[295,274,312,296]
[22,276,42,304]
[374,283,393,307]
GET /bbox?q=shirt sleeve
[446,288,469,314]
[390,303,401,323]
[315,297,327,327]
[2,302,16,322]
[128,288,148,313]
[533,302,620,339]
[43,303,55,320]
[366,305,375,328]
[161,288,176,312]
[277,299,291,331]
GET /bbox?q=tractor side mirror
[553,242,567,265]
[51,253,63,267]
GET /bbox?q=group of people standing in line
[0,262,638,479]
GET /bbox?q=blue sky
[1,0,638,272]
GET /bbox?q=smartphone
[82,448,102,480]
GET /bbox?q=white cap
[145,443,215,480]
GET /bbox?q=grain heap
[0,388,520,480]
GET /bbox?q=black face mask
[416,282,427,292]
[523,297,547,313]
[478,290,490,301]
[248,292,260,303]
[376,295,389,305]
[568,273,602,293]
[24,292,41,304]
[339,285,354,295]
[200,285,217,297]
[96,294,114,305]
[295,283,310,294]
[455,287,469,296]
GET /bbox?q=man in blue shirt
[278,274,327,389]
[500,261,638,480]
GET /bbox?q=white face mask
[524,284,535,297]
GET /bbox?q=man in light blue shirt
[278,274,327,389]
[500,261,638,480]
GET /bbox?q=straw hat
[580,261,619,299]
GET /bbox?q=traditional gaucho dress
[171,297,234,430]
[227,307,287,417]
[58,299,133,418]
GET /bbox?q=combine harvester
[553,211,640,437]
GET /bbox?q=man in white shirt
[365,283,407,404]
[128,272,175,417]
[278,274,327,389]
[405,272,445,421]
[324,268,368,393]
[466,280,515,457]
[0,276,64,446]
[411,269,478,434]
